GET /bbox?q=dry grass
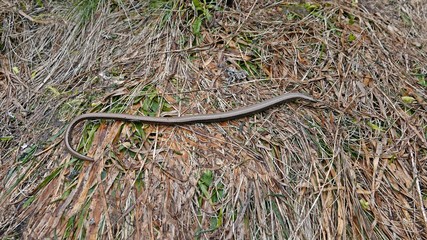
[1,0,427,239]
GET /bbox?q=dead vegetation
[1,0,427,239]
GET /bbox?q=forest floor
[1,0,427,239]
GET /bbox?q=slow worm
[65,92,315,161]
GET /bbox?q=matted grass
[1,0,426,239]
